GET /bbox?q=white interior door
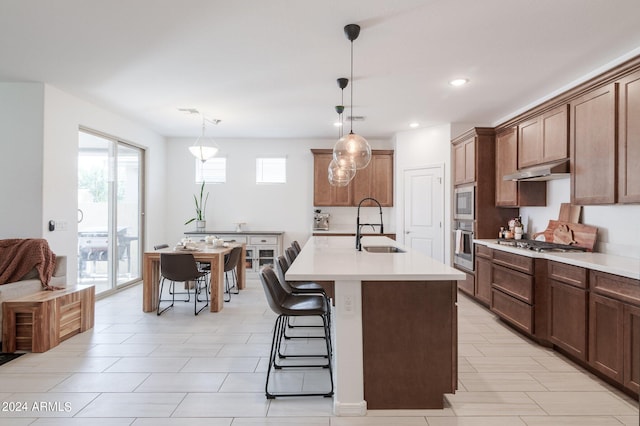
[403,166,444,261]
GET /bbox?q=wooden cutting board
[558,203,582,223]
[532,220,598,251]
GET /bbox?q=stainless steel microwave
[454,185,475,220]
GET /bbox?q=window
[256,157,286,183]
[196,157,226,183]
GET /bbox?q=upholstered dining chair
[290,240,302,256]
[223,246,243,302]
[258,266,333,399]
[285,246,298,264]
[158,253,209,315]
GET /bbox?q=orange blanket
[0,238,57,289]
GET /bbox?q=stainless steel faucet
[356,197,384,251]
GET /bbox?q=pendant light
[189,115,220,162]
[329,78,356,186]
[333,23,371,170]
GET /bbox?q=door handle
[405,231,410,234]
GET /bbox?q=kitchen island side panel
[361,280,457,409]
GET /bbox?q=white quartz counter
[475,239,640,280]
[287,236,465,281]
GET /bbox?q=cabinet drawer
[249,236,278,245]
[492,264,533,303]
[475,244,492,259]
[590,271,640,307]
[548,261,587,288]
[218,235,247,244]
[492,250,534,274]
[491,288,533,333]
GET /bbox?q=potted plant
[184,181,209,230]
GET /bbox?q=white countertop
[475,239,640,280]
[286,236,465,281]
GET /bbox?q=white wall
[164,137,393,249]
[0,83,45,238]
[520,179,640,258]
[394,123,453,265]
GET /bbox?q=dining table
[142,242,246,313]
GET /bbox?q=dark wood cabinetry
[570,84,617,205]
[312,150,352,206]
[518,105,569,168]
[618,69,640,203]
[474,245,492,305]
[453,136,475,185]
[495,128,546,207]
[548,261,588,361]
[490,251,536,334]
[352,151,394,207]
[312,149,393,207]
[589,270,640,393]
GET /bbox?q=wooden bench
[2,285,95,353]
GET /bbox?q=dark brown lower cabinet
[589,293,624,382]
[623,303,640,393]
[457,271,475,297]
[475,256,492,305]
[549,279,588,361]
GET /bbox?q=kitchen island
[286,236,465,415]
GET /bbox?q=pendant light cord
[350,38,354,134]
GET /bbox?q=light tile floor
[0,280,638,425]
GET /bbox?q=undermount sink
[363,246,405,253]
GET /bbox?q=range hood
[503,159,570,182]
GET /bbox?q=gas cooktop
[495,239,588,253]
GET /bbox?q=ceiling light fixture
[188,113,221,163]
[329,78,356,187]
[332,24,371,171]
[449,78,469,87]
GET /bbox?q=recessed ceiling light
[409,122,420,128]
[449,78,469,87]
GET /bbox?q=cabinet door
[464,138,475,183]
[353,152,394,207]
[475,256,492,305]
[623,303,640,393]
[453,142,466,185]
[618,70,640,203]
[541,104,569,163]
[589,293,624,382]
[313,151,352,206]
[571,84,617,205]
[549,280,588,361]
[495,128,518,206]
[518,117,542,168]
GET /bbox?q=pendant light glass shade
[333,131,371,170]
[189,139,218,162]
[189,115,220,162]
[328,157,356,186]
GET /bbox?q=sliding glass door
[78,130,144,295]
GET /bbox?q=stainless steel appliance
[453,220,474,271]
[313,210,330,231]
[454,185,475,220]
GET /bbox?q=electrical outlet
[342,294,354,314]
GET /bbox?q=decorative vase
[196,220,206,230]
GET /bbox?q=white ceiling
[2,0,640,139]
